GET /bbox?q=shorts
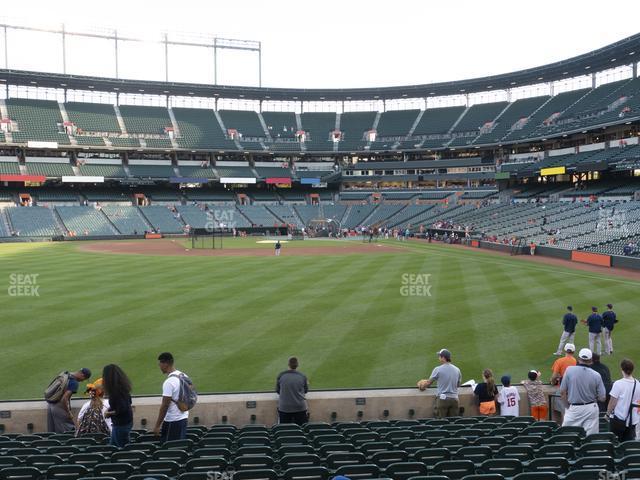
[530,404,548,421]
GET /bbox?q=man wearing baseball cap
[581,307,603,355]
[46,368,92,433]
[602,304,618,355]
[555,306,578,356]
[417,349,462,418]
[550,344,577,423]
[559,348,606,435]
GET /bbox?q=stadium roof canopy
[0,33,638,102]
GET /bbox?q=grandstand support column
[506,89,512,103]
[3,25,7,68]
[592,73,596,89]
[258,41,262,87]
[633,62,638,78]
[164,33,169,82]
[549,82,554,96]
[114,29,119,79]
[383,99,387,112]
[61,24,67,74]
[465,94,470,107]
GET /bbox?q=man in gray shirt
[419,349,462,418]
[560,348,606,435]
[276,357,309,425]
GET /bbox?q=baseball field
[1,237,638,401]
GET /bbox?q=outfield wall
[0,386,558,433]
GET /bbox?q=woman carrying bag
[607,359,640,441]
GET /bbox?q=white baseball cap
[579,348,593,360]
[564,343,575,352]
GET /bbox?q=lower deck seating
[0,416,624,480]
[55,206,118,236]
[100,205,150,235]
[140,206,185,234]
[5,206,61,237]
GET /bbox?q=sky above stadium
[3,0,639,90]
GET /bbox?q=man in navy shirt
[555,306,578,356]
[581,307,603,355]
[602,303,618,355]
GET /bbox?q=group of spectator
[417,346,640,442]
[45,353,310,447]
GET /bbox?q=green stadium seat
[139,459,181,477]
[277,445,315,457]
[282,466,330,480]
[326,452,367,469]
[576,442,615,458]
[45,464,89,480]
[432,460,476,479]
[93,462,135,480]
[236,446,273,457]
[370,450,409,468]
[399,439,432,454]
[496,446,535,462]
[514,474,558,480]
[413,447,451,466]
[333,464,381,479]
[68,453,108,469]
[0,458,20,469]
[185,457,227,472]
[232,470,279,480]
[478,458,523,477]
[360,441,394,456]
[571,456,615,471]
[129,476,171,480]
[455,446,493,466]
[152,449,190,463]
[526,457,570,475]
[384,462,429,480]
[474,437,508,449]
[25,455,63,471]
[461,475,505,480]
[318,443,356,457]
[564,470,608,480]
[279,453,322,469]
[536,444,574,460]
[179,473,211,480]
[0,466,42,480]
[233,455,275,471]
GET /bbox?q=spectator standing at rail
[602,304,618,355]
[498,375,520,416]
[417,349,462,418]
[523,370,548,420]
[582,306,603,355]
[153,352,189,441]
[607,359,640,442]
[276,357,309,425]
[102,364,133,448]
[46,368,92,433]
[474,369,498,416]
[76,378,111,437]
[551,344,577,423]
[591,353,612,413]
[560,348,606,435]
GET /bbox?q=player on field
[555,306,578,356]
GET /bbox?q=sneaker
[553,352,562,356]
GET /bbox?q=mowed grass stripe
[1,239,639,400]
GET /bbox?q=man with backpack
[45,368,92,433]
[153,352,196,442]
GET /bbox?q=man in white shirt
[153,352,188,442]
[607,358,640,441]
[498,375,521,416]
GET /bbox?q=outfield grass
[0,238,638,400]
